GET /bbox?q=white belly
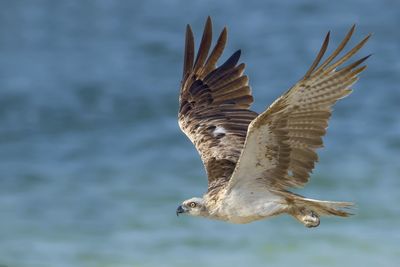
[211,186,287,224]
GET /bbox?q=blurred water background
[0,0,399,266]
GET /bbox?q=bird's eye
[189,202,197,208]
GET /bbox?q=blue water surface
[0,1,399,267]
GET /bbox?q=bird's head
[176,197,209,217]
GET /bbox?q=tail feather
[292,197,354,217]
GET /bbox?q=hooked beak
[176,205,186,216]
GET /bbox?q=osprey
[176,17,370,227]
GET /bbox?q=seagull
[176,17,370,227]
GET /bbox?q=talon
[303,211,320,228]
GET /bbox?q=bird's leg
[291,207,320,228]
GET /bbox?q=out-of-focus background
[0,0,399,266]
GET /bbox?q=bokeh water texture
[0,1,399,266]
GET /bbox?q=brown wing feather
[178,17,257,191]
[228,26,370,190]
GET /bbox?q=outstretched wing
[228,26,370,190]
[178,17,258,191]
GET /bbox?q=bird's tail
[291,196,354,217]
[283,193,354,227]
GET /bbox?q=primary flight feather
[176,17,370,227]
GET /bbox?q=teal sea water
[0,1,399,266]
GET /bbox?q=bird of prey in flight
[176,17,370,227]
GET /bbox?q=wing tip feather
[193,16,213,72]
[303,30,330,79]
